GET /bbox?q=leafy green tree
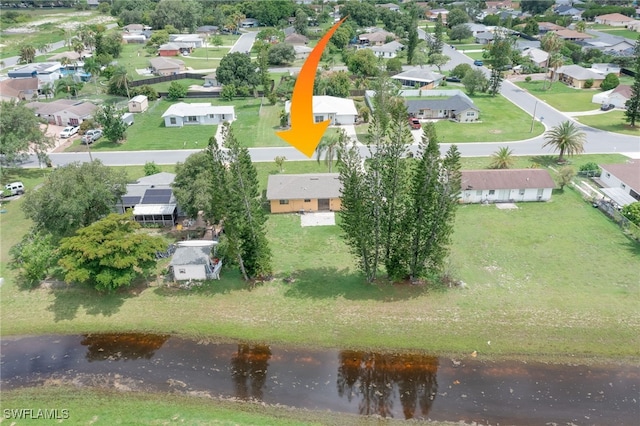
[624,36,640,127]
[489,147,515,169]
[622,202,640,227]
[242,0,294,26]
[294,8,308,36]
[95,104,127,143]
[386,57,403,73]
[326,71,351,98]
[131,85,158,101]
[151,0,202,33]
[462,68,488,95]
[95,32,123,58]
[447,8,469,29]
[340,0,378,27]
[487,31,513,96]
[18,44,36,64]
[427,53,449,73]
[10,230,57,286]
[221,83,237,101]
[22,160,127,238]
[58,212,166,292]
[449,24,472,42]
[557,166,575,190]
[601,73,620,91]
[406,26,419,65]
[274,155,286,173]
[256,44,271,94]
[520,0,554,14]
[144,161,161,176]
[173,151,217,220]
[543,121,586,163]
[267,43,295,65]
[451,63,472,79]
[429,14,444,55]
[330,25,352,50]
[523,19,539,36]
[347,48,379,77]
[210,35,223,50]
[146,29,169,53]
[167,81,187,100]
[217,52,259,88]
[0,100,53,165]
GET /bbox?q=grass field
[516,80,598,112]
[575,110,640,136]
[188,46,230,58]
[1,156,638,361]
[463,51,485,60]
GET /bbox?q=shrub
[600,73,620,91]
[525,76,532,83]
[579,162,601,177]
[79,119,97,135]
[144,161,161,176]
[584,78,594,89]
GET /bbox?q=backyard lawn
[575,110,640,136]
[515,80,600,112]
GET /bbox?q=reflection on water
[337,351,438,419]
[1,334,638,425]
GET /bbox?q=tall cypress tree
[624,36,640,127]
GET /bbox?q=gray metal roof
[461,169,556,191]
[266,174,342,200]
[170,246,212,266]
[405,95,479,114]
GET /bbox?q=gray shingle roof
[266,174,341,200]
[461,169,556,191]
[170,246,212,266]
[405,95,478,114]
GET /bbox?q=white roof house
[161,102,235,127]
[284,96,358,125]
[369,41,404,58]
[391,68,444,89]
[521,47,549,67]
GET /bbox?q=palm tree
[72,40,85,56]
[110,65,131,99]
[575,21,586,33]
[19,44,36,64]
[55,77,83,98]
[83,57,101,95]
[489,146,515,169]
[542,121,586,163]
[540,32,563,90]
[547,52,564,87]
[316,129,347,172]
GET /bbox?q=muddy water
[1,334,638,425]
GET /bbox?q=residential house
[475,32,495,44]
[555,29,592,41]
[122,23,144,33]
[0,77,39,101]
[376,3,400,12]
[521,47,549,67]
[8,62,61,87]
[555,5,583,20]
[358,28,395,46]
[464,23,489,37]
[426,8,449,23]
[116,172,179,226]
[203,72,219,86]
[405,95,480,122]
[158,43,181,56]
[170,244,221,281]
[266,173,342,213]
[47,51,83,62]
[591,63,621,76]
[122,34,147,44]
[284,96,358,126]
[460,169,556,204]
[128,95,149,113]
[556,64,605,88]
[196,25,219,35]
[170,34,204,48]
[283,26,296,37]
[595,13,635,27]
[149,57,185,76]
[240,18,260,28]
[627,20,640,32]
[538,22,565,34]
[369,40,404,58]
[602,40,636,56]
[26,99,97,126]
[592,84,631,109]
[284,33,309,46]
[485,0,513,9]
[162,102,235,127]
[294,45,313,59]
[391,68,444,89]
[598,160,640,206]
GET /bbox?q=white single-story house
[391,68,444,89]
[460,169,556,204]
[170,244,221,281]
[590,63,621,76]
[162,102,235,127]
[240,18,260,28]
[128,95,149,113]
[595,13,635,27]
[122,34,147,44]
[369,40,404,58]
[475,32,495,44]
[592,84,631,109]
[116,172,179,226]
[405,95,480,122]
[284,96,358,126]
[169,34,204,48]
[599,161,640,203]
[521,47,549,67]
[293,45,313,59]
[464,23,489,36]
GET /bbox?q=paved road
[229,31,258,54]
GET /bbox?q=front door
[318,199,330,210]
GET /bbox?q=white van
[4,181,25,196]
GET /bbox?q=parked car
[409,117,421,130]
[473,60,484,66]
[2,181,25,198]
[600,103,614,111]
[446,76,461,83]
[60,126,79,138]
[81,129,103,145]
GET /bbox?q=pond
[1,334,638,425]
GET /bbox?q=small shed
[128,95,148,113]
[169,244,221,281]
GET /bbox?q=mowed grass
[516,80,598,112]
[231,99,290,147]
[433,93,545,142]
[575,110,640,136]
[1,157,638,361]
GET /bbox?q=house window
[537,188,544,197]
[519,189,525,195]
[279,200,289,205]
[314,115,324,123]
[209,114,214,118]
[489,190,495,195]
[621,183,626,189]
[476,190,482,196]
[466,111,475,117]
[170,117,176,125]
[178,268,186,274]
[304,199,311,202]
[606,173,610,178]
[186,115,198,122]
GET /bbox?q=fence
[129,73,208,88]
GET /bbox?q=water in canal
[1,334,638,425]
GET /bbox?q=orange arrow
[277,17,348,157]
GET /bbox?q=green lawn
[516,80,599,112]
[188,47,230,58]
[147,78,206,92]
[230,99,289,147]
[454,44,484,51]
[1,156,638,361]
[463,51,485,60]
[575,110,640,136]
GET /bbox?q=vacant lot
[516,80,598,112]
[1,156,638,361]
[575,110,640,136]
